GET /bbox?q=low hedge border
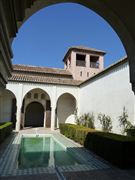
[126,128,135,136]
[59,123,135,169]
[59,123,97,145]
[84,131,135,169]
[0,122,12,143]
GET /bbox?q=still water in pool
[18,136,82,169]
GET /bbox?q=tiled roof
[8,72,82,86]
[70,46,106,54]
[8,57,127,86]
[63,46,106,62]
[13,64,72,76]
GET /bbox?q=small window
[87,72,89,77]
[27,93,31,99]
[34,93,38,99]
[76,54,86,67]
[90,56,99,68]
[41,93,45,99]
[80,71,82,76]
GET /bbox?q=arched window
[34,93,38,99]
[41,93,45,99]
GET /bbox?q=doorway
[25,102,44,127]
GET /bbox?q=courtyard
[0,128,135,180]
[0,1,135,180]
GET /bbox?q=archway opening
[25,102,44,127]
[56,93,76,126]
[12,3,126,68]
[22,88,51,129]
[0,89,17,128]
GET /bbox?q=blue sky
[12,3,126,68]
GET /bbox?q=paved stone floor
[0,128,135,180]
[1,169,135,180]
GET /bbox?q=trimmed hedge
[126,128,135,136]
[0,122,12,143]
[84,131,135,169]
[59,123,135,169]
[59,123,97,145]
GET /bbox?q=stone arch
[22,87,51,101]
[14,1,135,87]
[22,88,51,128]
[25,101,44,127]
[56,93,77,126]
[0,89,17,128]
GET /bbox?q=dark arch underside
[25,102,44,127]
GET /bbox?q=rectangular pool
[18,136,83,169]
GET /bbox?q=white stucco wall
[57,93,76,124]
[6,82,79,130]
[0,90,15,122]
[79,62,135,133]
[4,60,135,133]
[6,83,79,108]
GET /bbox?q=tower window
[90,56,99,68]
[80,71,82,76]
[76,54,86,67]
[87,72,89,77]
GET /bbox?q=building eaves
[8,73,82,86]
[13,64,72,76]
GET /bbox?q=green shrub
[98,113,112,132]
[118,107,133,134]
[0,122,12,143]
[59,123,96,145]
[76,113,95,129]
[84,131,135,169]
[126,128,135,136]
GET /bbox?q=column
[86,54,90,68]
[50,86,57,131]
[15,83,23,131]
[51,105,56,130]
[15,106,21,131]
[44,111,46,128]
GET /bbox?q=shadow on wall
[57,94,76,124]
[0,90,17,128]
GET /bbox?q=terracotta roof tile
[13,64,72,76]
[70,46,106,54]
[8,72,82,86]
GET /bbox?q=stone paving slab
[0,129,111,177]
[64,169,135,180]
[1,128,135,180]
[1,169,135,180]
[0,174,58,180]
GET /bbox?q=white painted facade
[6,82,79,131]
[0,90,15,122]
[0,59,134,134]
[79,61,135,133]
